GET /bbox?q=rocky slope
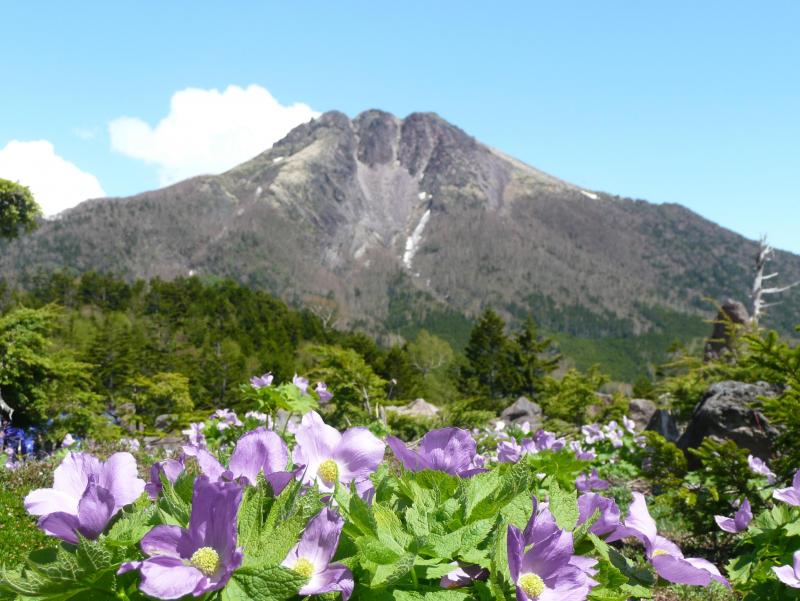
[2,110,798,344]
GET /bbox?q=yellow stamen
[190,547,220,576]
[293,557,315,578]
[317,459,339,484]
[652,549,669,557]
[518,572,545,598]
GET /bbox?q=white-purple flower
[773,550,800,588]
[292,411,385,493]
[282,508,354,600]
[774,470,800,506]
[250,372,274,389]
[185,427,294,494]
[119,477,243,599]
[315,382,333,403]
[714,498,752,533]
[531,429,566,452]
[387,428,484,477]
[582,424,605,445]
[24,452,145,544]
[622,416,637,434]
[182,422,206,447]
[61,433,75,448]
[570,440,596,461]
[748,455,776,484]
[293,374,309,395]
[497,439,523,463]
[607,492,729,587]
[575,469,609,493]
[145,459,185,500]
[212,409,243,429]
[577,492,621,536]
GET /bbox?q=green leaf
[224,565,308,601]
[548,481,578,531]
[423,518,495,559]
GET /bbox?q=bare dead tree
[751,235,800,326]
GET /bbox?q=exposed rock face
[500,396,543,428]
[646,409,682,442]
[678,381,778,458]
[628,398,657,432]
[385,398,440,418]
[704,299,750,361]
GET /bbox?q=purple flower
[119,477,243,599]
[607,493,729,587]
[293,411,385,493]
[250,372,274,389]
[282,508,354,600]
[293,374,309,395]
[582,424,605,444]
[577,492,621,536]
[569,441,596,461]
[24,452,145,544]
[773,550,800,588]
[575,469,609,493]
[182,422,206,447]
[145,459,185,500]
[774,470,800,506]
[604,422,624,448]
[497,439,523,463]
[387,427,484,477]
[714,498,752,533]
[62,433,75,448]
[212,409,243,429]
[185,427,294,494]
[245,410,271,426]
[532,429,565,452]
[622,416,637,434]
[440,564,489,589]
[508,499,596,600]
[748,455,776,484]
[315,382,333,403]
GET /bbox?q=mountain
[1,110,798,375]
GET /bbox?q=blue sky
[1,1,798,252]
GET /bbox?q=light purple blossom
[293,374,309,395]
[250,372,274,389]
[622,416,637,434]
[61,433,75,448]
[282,508,354,600]
[24,452,145,544]
[570,440,596,461]
[607,492,729,587]
[145,459,185,500]
[774,470,800,506]
[576,469,609,493]
[577,492,621,536]
[532,429,566,452]
[121,437,140,452]
[582,424,605,445]
[387,427,484,477]
[748,455,776,484]
[185,427,294,494]
[119,477,243,599]
[497,439,523,463]
[245,410,271,426]
[440,564,489,589]
[507,498,597,600]
[315,382,333,403]
[212,409,243,428]
[714,498,752,533]
[604,422,624,448]
[293,411,385,493]
[773,550,800,588]
[182,422,206,448]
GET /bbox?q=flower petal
[300,564,354,600]
[283,508,344,573]
[76,481,115,539]
[189,477,243,563]
[100,452,145,510]
[386,436,429,472]
[141,525,193,559]
[53,452,102,498]
[229,427,289,484]
[24,487,79,517]
[38,512,80,544]
[292,412,341,480]
[137,556,205,600]
[506,524,524,582]
[774,565,800,588]
[418,428,476,475]
[606,492,657,548]
[652,555,712,586]
[332,428,385,483]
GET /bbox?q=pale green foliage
[127,371,194,426]
[0,179,41,239]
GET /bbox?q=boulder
[154,414,177,431]
[677,381,778,458]
[704,300,750,361]
[628,398,657,432]
[500,396,543,428]
[646,409,682,442]
[385,398,441,418]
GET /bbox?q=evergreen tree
[0,179,41,239]
[460,308,512,401]
[507,316,561,398]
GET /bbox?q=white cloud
[109,84,319,185]
[0,140,105,216]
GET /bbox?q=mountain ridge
[1,109,798,354]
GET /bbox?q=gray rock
[704,300,750,361]
[154,414,177,430]
[500,396,543,428]
[386,398,440,418]
[678,381,778,458]
[629,398,657,432]
[646,409,682,442]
